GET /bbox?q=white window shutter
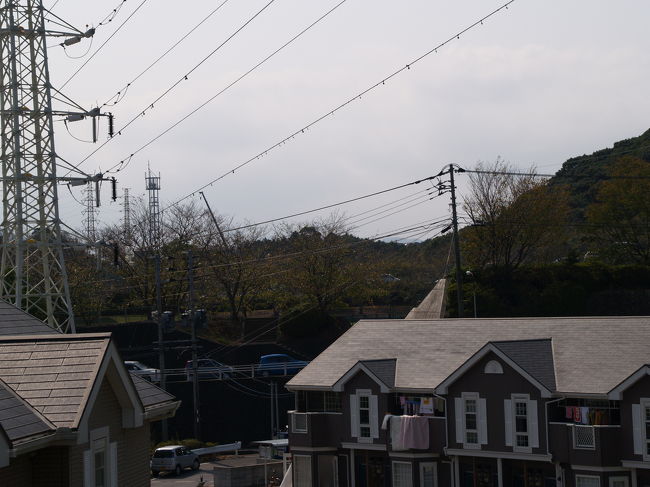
[370,395,379,438]
[83,450,93,487]
[632,404,642,455]
[504,399,512,447]
[350,394,359,438]
[479,398,488,445]
[455,398,463,445]
[528,400,539,448]
[109,441,118,487]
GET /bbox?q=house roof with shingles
[492,339,556,391]
[0,378,54,443]
[0,333,110,429]
[287,317,650,396]
[0,300,60,336]
[130,373,176,409]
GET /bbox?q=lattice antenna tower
[0,1,101,332]
[82,182,97,243]
[145,167,161,251]
[122,188,132,242]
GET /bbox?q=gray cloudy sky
[48,0,650,241]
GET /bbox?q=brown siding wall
[69,379,151,487]
[447,351,547,454]
[32,446,70,486]
[0,453,32,486]
[619,374,650,461]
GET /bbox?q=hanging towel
[381,414,393,430]
[420,397,434,415]
[580,407,589,425]
[391,416,407,451]
[573,407,581,423]
[400,415,429,450]
[565,407,573,420]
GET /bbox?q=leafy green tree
[462,159,570,270]
[586,156,650,264]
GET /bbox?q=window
[573,425,595,449]
[514,400,529,447]
[609,477,629,487]
[645,405,650,456]
[420,462,437,487]
[292,412,308,433]
[455,393,486,448]
[294,455,312,487]
[504,395,538,451]
[576,475,600,487]
[84,427,117,487]
[94,440,106,487]
[359,395,371,438]
[324,392,342,412]
[350,389,378,441]
[392,461,413,487]
[465,399,478,444]
[318,455,338,487]
[484,360,503,374]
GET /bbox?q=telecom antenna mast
[145,168,161,251]
[0,1,98,332]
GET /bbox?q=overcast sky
[47,0,650,242]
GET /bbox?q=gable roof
[0,333,110,428]
[0,300,61,336]
[492,339,556,391]
[130,374,176,409]
[287,317,650,395]
[608,364,650,400]
[405,279,448,320]
[332,359,396,393]
[0,378,54,443]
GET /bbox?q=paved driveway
[150,464,213,486]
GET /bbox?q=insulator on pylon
[108,113,114,138]
[111,177,117,201]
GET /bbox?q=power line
[60,0,150,89]
[74,0,346,174]
[99,0,231,109]
[68,0,277,173]
[157,0,517,209]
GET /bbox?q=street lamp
[465,270,478,318]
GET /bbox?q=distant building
[0,300,179,486]
[286,316,650,487]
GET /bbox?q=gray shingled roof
[0,379,54,443]
[360,359,396,388]
[287,317,650,395]
[0,334,109,428]
[492,339,556,391]
[130,374,176,408]
[0,300,60,336]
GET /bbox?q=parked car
[256,354,308,376]
[185,358,234,380]
[124,360,160,382]
[151,445,199,476]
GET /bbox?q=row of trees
[67,154,649,325]
[459,156,650,272]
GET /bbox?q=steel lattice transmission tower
[82,183,97,243]
[0,1,95,332]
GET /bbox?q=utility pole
[188,250,201,440]
[449,165,464,317]
[155,254,168,440]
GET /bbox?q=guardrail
[158,363,309,382]
[193,441,242,456]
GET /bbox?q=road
[150,464,213,486]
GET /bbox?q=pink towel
[400,416,429,449]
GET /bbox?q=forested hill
[550,128,650,218]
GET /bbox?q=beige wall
[69,379,151,487]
